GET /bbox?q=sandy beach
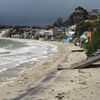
[0,39,100,100]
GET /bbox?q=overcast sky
[0,0,100,26]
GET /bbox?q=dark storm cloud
[0,0,100,26]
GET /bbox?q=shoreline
[0,39,69,100]
[0,38,58,86]
[0,38,100,100]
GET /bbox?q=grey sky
[0,0,100,26]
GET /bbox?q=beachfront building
[34,29,54,40]
[0,29,12,37]
[11,28,35,39]
[34,27,65,41]
[0,27,66,41]
[66,25,76,37]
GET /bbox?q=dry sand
[0,40,100,100]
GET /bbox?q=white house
[0,29,11,37]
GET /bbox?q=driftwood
[71,54,100,69]
[71,49,84,52]
[57,49,100,70]
[57,64,69,70]
[58,54,100,70]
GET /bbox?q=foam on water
[0,48,10,54]
[0,39,58,72]
[0,39,58,86]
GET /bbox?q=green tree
[75,21,91,37]
[53,18,63,28]
[85,21,100,57]
[65,6,89,26]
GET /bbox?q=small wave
[0,48,10,54]
[0,39,58,86]
[0,68,7,73]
